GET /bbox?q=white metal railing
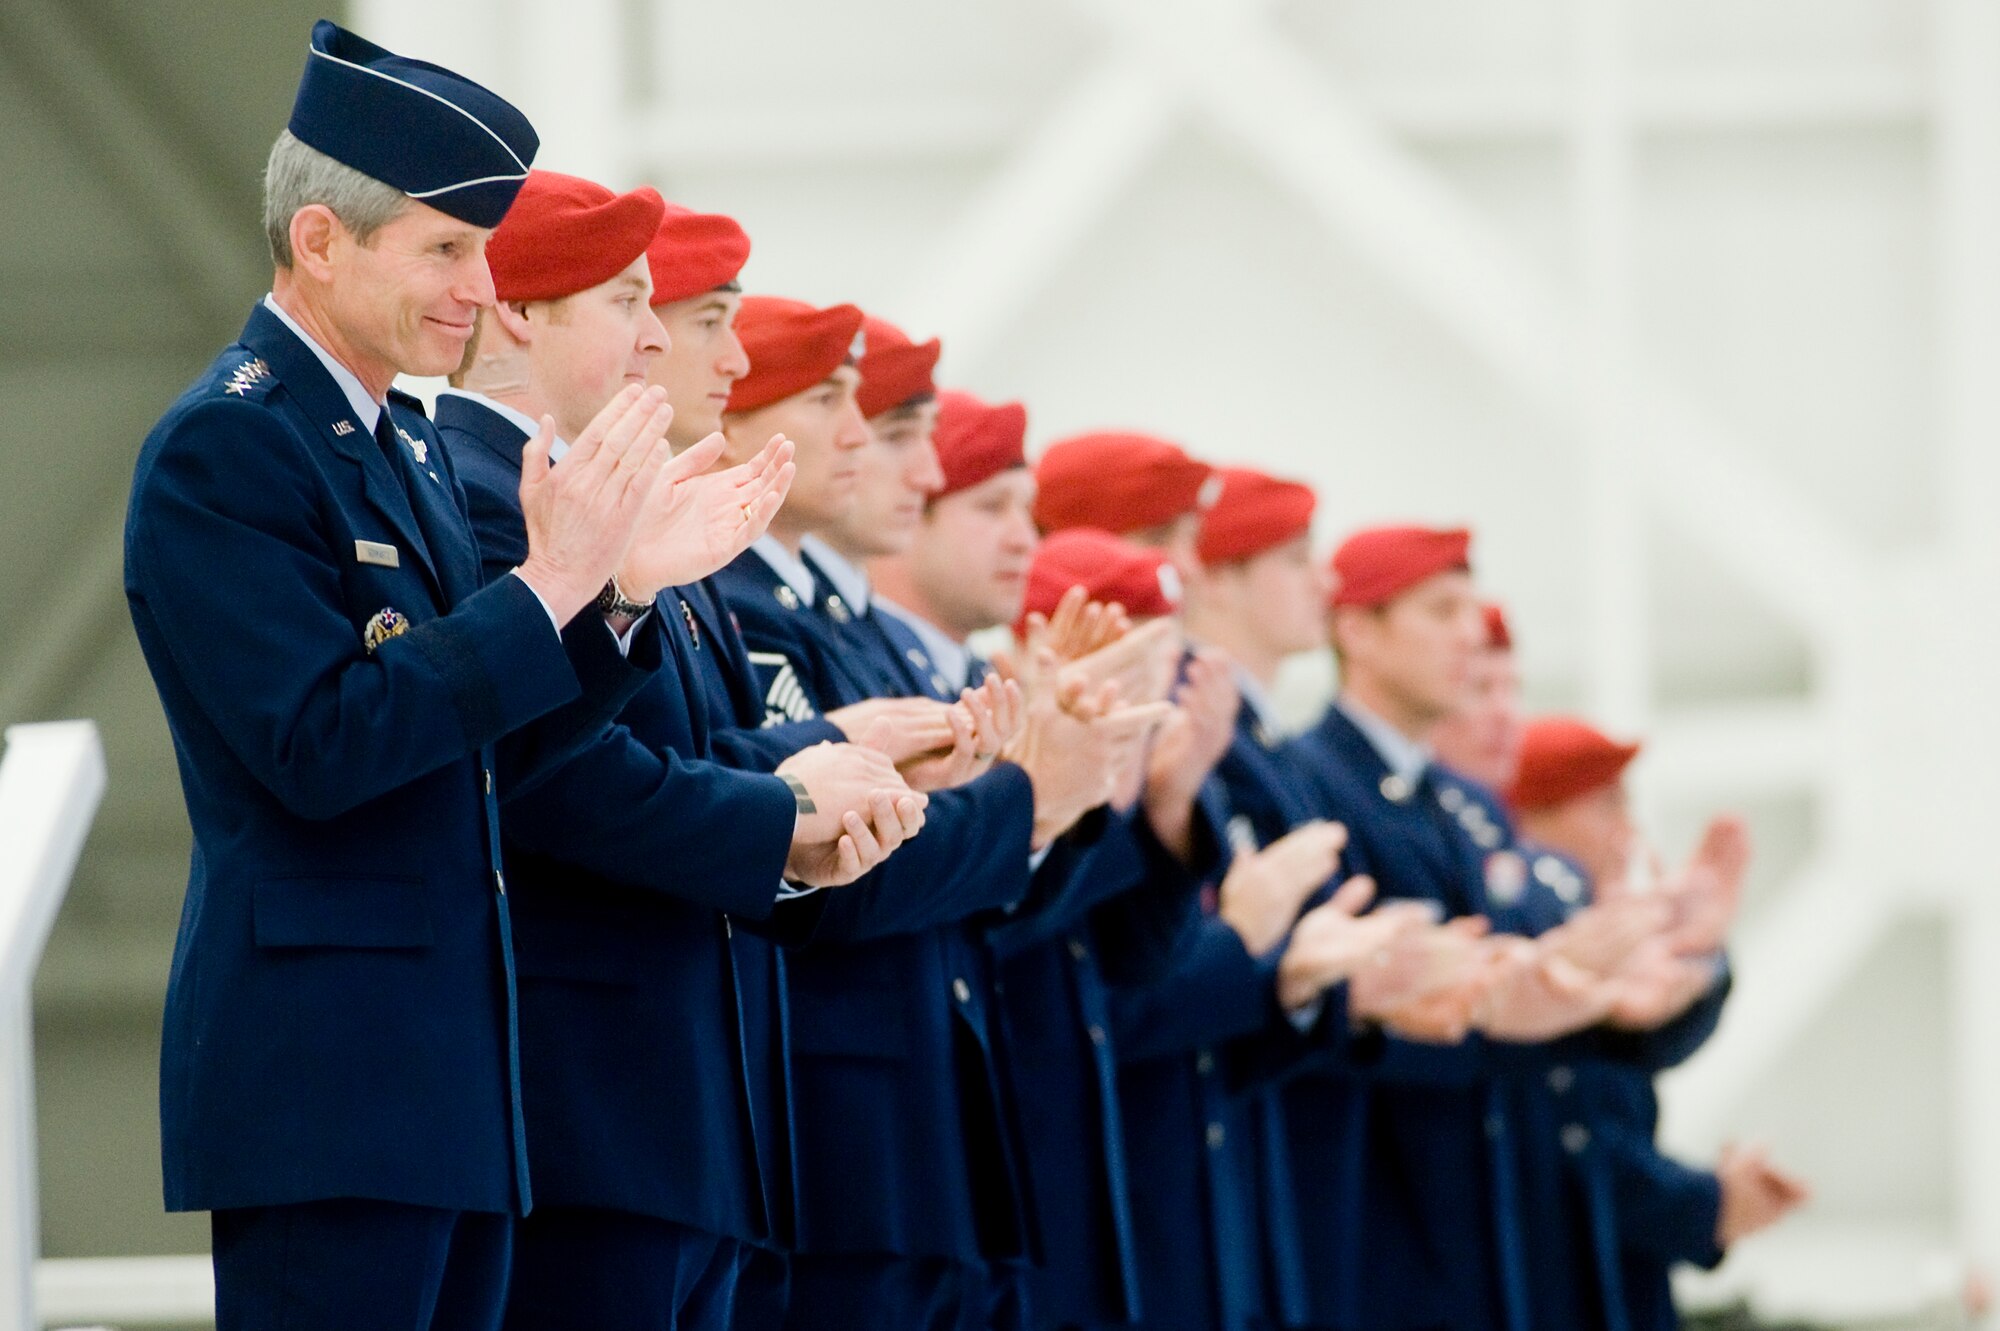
[34,1255,211,1327]
[0,722,106,1331]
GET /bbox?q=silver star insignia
[222,358,270,396]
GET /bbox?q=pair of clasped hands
[1208,809,1756,1045]
[508,386,1175,889]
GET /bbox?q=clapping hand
[616,432,796,599]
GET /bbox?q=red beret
[1328,525,1473,608]
[934,390,1028,499]
[1508,717,1641,811]
[1022,528,1182,626]
[646,203,752,306]
[1483,603,1513,651]
[727,296,865,414]
[1033,432,1218,535]
[856,316,942,419]
[1198,467,1317,565]
[487,170,665,304]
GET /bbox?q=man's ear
[488,299,536,346]
[287,205,342,283]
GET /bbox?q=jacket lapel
[240,307,445,607]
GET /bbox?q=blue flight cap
[286,19,538,229]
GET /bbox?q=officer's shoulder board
[386,386,430,418]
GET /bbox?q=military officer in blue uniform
[431,170,936,1331]
[1284,527,1752,1331]
[708,297,1164,1330]
[1503,718,1806,1331]
[123,22,690,1330]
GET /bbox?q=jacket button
[1088,1024,1107,1046]
[1068,937,1090,962]
[1562,1124,1591,1155]
[1485,1114,1505,1140]
[1548,1065,1575,1094]
[952,978,972,1004]
[1196,1051,1215,1076]
[1206,1122,1227,1150]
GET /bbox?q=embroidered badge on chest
[363,607,410,653]
[394,424,429,466]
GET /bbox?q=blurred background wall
[5,0,1995,1321]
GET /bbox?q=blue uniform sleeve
[711,718,846,772]
[1109,916,1285,1063]
[127,398,583,821]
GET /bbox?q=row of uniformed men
[122,21,1805,1331]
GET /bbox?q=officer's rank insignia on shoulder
[363,607,410,653]
[748,651,815,726]
[222,357,272,397]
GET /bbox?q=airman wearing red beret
[644,203,754,448]
[872,390,1037,688]
[718,297,869,551]
[1507,717,1642,886]
[1182,468,1326,703]
[1033,430,1218,572]
[447,168,668,446]
[1432,601,1526,794]
[805,314,948,610]
[1021,527,1182,628]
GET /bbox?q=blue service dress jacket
[712,549,1041,1267]
[1105,704,1366,1331]
[439,392,806,1247]
[1283,705,1730,1331]
[808,570,1215,1326]
[125,305,663,1217]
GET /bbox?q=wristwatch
[594,575,652,619]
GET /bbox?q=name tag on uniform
[354,540,400,568]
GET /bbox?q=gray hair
[262,129,411,268]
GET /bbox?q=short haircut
[263,129,410,269]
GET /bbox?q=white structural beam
[35,1254,213,1327]
[0,723,107,1331]
[1082,0,1868,644]
[892,55,1175,370]
[621,67,1928,170]
[1932,0,2000,1276]
[1570,0,1649,741]
[1643,700,1829,799]
[1658,862,1887,1151]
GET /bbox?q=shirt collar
[434,386,569,460]
[1232,666,1283,738]
[1335,693,1432,788]
[751,535,818,607]
[262,293,383,435]
[801,535,869,613]
[876,597,973,695]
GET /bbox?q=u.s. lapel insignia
[394,424,429,466]
[222,358,270,396]
[332,419,356,437]
[679,598,702,649]
[1485,850,1528,905]
[1379,773,1412,804]
[775,585,800,611]
[824,594,852,624]
[363,607,410,653]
